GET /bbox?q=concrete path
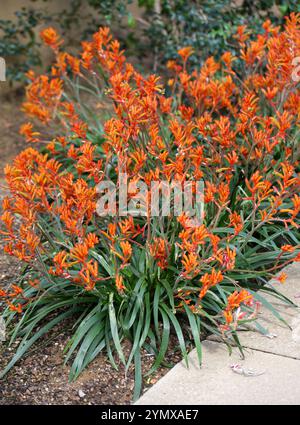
[136,263,300,405]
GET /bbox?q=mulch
[0,318,183,405]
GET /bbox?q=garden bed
[0,320,183,405]
[1,13,300,405]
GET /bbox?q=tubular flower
[40,27,63,50]
[149,238,169,270]
[119,241,133,264]
[19,123,40,143]
[223,289,254,325]
[181,252,199,278]
[199,269,223,299]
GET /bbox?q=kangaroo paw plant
[1,15,300,399]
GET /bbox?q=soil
[0,323,183,405]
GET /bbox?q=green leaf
[109,292,126,365]
[161,304,188,367]
[133,349,142,402]
[145,307,170,376]
[64,304,104,364]
[183,304,202,365]
[250,290,291,328]
[70,321,105,381]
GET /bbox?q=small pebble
[78,389,85,398]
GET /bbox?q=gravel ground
[0,324,183,405]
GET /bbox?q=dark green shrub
[137,0,300,70]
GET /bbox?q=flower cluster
[1,16,300,365]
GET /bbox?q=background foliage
[2,0,300,82]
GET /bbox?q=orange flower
[19,123,40,143]
[0,289,7,297]
[199,268,223,299]
[225,151,239,167]
[276,272,287,284]
[149,238,169,269]
[85,234,99,249]
[229,212,243,235]
[52,251,69,276]
[227,289,253,310]
[221,51,236,69]
[281,194,300,218]
[223,289,254,325]
[181,252,198,277]
[223,310,233,325]
[245,171,272,201]
[1,211,14,234]
[281,245,296,253]
[217,247,236,270]
[29,279,40,288]
[234,25,251,45]
[178,46,194,62]
[120,241,132,263]
[218,182,230,205]
[8,302,22,314]
[116,274,125,292]
[40,27,63,50]
[9,285,23,297]
[70,243,89,264]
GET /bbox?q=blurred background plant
[0,6,47,82]
[2,0,300,84]
[0,0,132,83]
[139,0,300,70]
